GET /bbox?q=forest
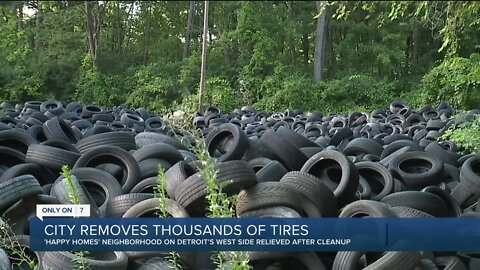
[0,1,479,114]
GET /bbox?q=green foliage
[205,77,241,112]
[0,220,37,269]
[441,114,480,154]
[62,165,80,205]
[420,53,480,109]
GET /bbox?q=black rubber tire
[138,158,172,180]
[68,168,123,216]
[450,182,476,208]
[0,175,42,211]
[256,160,288,182]
[421,186,462,217]
[0,146,25,168]
[134,132,189,151]
[380,191,448,217]
[260,129,307,171]
[390,206,434,218]
[25,144,80,171]
[435,256,467,270]
[460,155,480,195]
[42,251,128,270]
[301,150,359,207]
[276,126,318,148]
[0,163,56,185]
[105,193,154,217]
[43,117,79,143]
[242,137,278,161]
[123,197,189,218]
[73,146,141,193]
[76,131,136,154]
[3,194,58,235]
[205,123,249,161]
[343,138,383,157]
[248,157,273,172]
[0,249,11,270]
[50,175,100,216]
[173,174,208,217]
[165,161,196,200]
[280,171,338,217]
[389,151,444,190]
[238,206,301,218]
[357,175,373,200]
[0,130,38,154]
[424,141,459,167]
[300,147,325,158]
[380,140,422,160]
[41,138,79,153]
[333,251,421,270]
[236,182,303,217]
[339,200,395,217]
[329,127,353,146]
[130,176,158,194]
[355,161,393,201]
[132,143,184,166]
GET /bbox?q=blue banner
[29,218,480,252]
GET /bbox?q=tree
[313,1,330,81]
[183,1,195,63]
[85,0,107,66]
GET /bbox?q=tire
[42,251,128,270]
[236,182,303,217]
[460,155,480,195]
[424,142,459,167]
[355,161,393,201]
[280,171,338,217]
[357,175,373,200]
[68,168,123,216]
[276,126,318,148]
[138,158,172,180]
[435,256,467,270]
[144,117,166,132]
[301,150,359,207]
[0,249,11,270]
[132,143,184,166]
[41,139,79,153]
[389,151,444,190]
[0,130,38,154]
[239,206,301,218]
[73,146,141,193]
[43,117,79,143]
[76,131,136,154]
[174,174,208,217]
[242,137,278,161]
[364,252,421,270]
[380,140,422,160]
[450,182,476,208]
[422,186,462,217]
[339,200,395,217]
[134,132,188,151]
[25,144,80,171]
[130,176,158,194]
[0,163,56,185]
[40,100,64,115]
[105,193,154,217]
[256,160,288,182]
[248,157,273,172]
[343,138,383,157]
[165,161,196,200]
[205,123,249,161]
[260,129,307,171]
[3,194,58,235]
[380,191,448,217]
[50,175,100,216]
[123,198,189,218]
[390,206,433,218]
[0,175,42,211]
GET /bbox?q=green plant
[154,165,182,270]
[189,134,251,270]
[441,114,480,154]
[0,220,37,269]
[61,165,90,270]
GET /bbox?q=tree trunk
[412,22,419,63]
[183,1,195,63]
[85,1,106,67]
[35,1,42,50]
[198,1,209,113]
[302,32,309,67]
[287,1,296,66]
[143,3,151,64]
[313,1,330,82]
[17,1,23,47]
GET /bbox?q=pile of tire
[0,100,479,270]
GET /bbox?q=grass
[62,165,90,270]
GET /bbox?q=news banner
[31,204,480,252]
